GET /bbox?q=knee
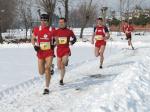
[58,61,65,70]
[128,42,131,46]
[39,69,44,75]
[45,65,50,73]
[59,62,65,69]
[57,64,61,70]
[99,53,104,58]
[95,53,99,57]
[61,64,65,69]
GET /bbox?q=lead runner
[31,14,55,95]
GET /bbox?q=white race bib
[95,35,103,40]
[40,42,51,50]
[58,37,68,44]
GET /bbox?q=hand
[51,44,56,50]
[34,45,40,52]
[70,40,76,45]
[105,33,110,40]
[125,31,130,34]
[103,37,106,40]
[104,36,109,40]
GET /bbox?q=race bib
[40,42,51,50]
[95,35,103,40]
[58,37,68,44]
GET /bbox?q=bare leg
[128,39,134,50]
[57,58,65,81]
[45,56,53,88]
[99,45,106,67]
[38,59,45,75]
[61,55,69,80]
[95,47,100,57]
[57,55,69,85]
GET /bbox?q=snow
[0,32,150,112]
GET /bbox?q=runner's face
[59,19,66,28]
[41,19,48,26]
[97,20,103,26]
[124,22,128,26]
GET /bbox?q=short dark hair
[40,14,49,20]
[59,17,67,22]
[97,17,103,21]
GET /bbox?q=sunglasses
[41,19,48,21]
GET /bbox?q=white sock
[45,87,49,90]
[39,74,44,79]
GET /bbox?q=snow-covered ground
[0,33,150,112]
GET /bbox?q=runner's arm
[51,36,56,50]
[31,33,40,52]
[31,34,36,46]
[70,35,77,45]
[104,26,110,40]
[91,27,96,44]
[70,30,77,45]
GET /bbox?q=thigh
[62,55,69,64]
[99,45,106,56]
[45,56,53,69]
[95,47,100,57]
[57,57,62,69]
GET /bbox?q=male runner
[31,14,55,95]
[91,18,110,69]
[122,20,134,50]
[53,18,77,85]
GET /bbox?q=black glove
[34,45,40,52]
[70,41,76,45]
[70,37,77,45]
[51,44,56,50]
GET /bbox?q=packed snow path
[0,41,150,112]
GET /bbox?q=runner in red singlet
[122,20,134,50]
[91,18,110,69]
[53,18,77,85]
[31,14,55,95]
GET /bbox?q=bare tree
[78,0,97,38]
[38,0,56,26]
[69,8,80,27]
[18,0,33,39]
[0,0,17,43]
[58,0,69,22]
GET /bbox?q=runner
[122,20,134,50]
[53,18,77,85]
[31,14,55,95]
[91,17,110,69]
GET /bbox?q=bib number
[95,35,103,40]
[58,37,68,44]
[40,42,51,50]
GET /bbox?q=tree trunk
[25,27,28,39]
[0,31,3,44]
[49,14,53,26]
[65,0,69,22]
[80,25,86,39]
[80,20,88,39]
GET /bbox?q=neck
[60,27,67,29]
[98,24,103,27]
[41,25,48,28]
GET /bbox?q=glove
[70,41,75,45]
[70,36,77,45]
[34,45,40,52]
[51,44,56,50]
